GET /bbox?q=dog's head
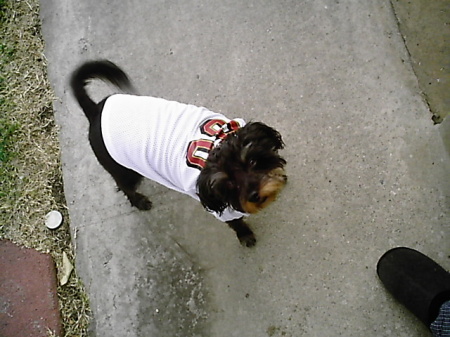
[197,122,287,215]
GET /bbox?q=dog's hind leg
[94,145,153,210]
[88,108,152,210]
[113,168,153,210]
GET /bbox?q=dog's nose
[248,191,260,203]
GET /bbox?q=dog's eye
[249,159,257,168]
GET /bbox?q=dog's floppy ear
[242,122,285,151]
[197,170,229,214]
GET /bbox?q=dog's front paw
[238,233,256,247]
[227,218,256,248]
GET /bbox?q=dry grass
[0,0,90,336]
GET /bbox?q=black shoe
[377,247,450,327]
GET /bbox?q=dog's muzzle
[241,168,287,214]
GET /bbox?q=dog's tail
[70,60,134,122]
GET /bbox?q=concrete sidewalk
[40,1,449,336]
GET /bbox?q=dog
[70,60,287,247]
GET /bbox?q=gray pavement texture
[40,1,449,336]
[391,0,450,123]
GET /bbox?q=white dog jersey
[101,94,247,222]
